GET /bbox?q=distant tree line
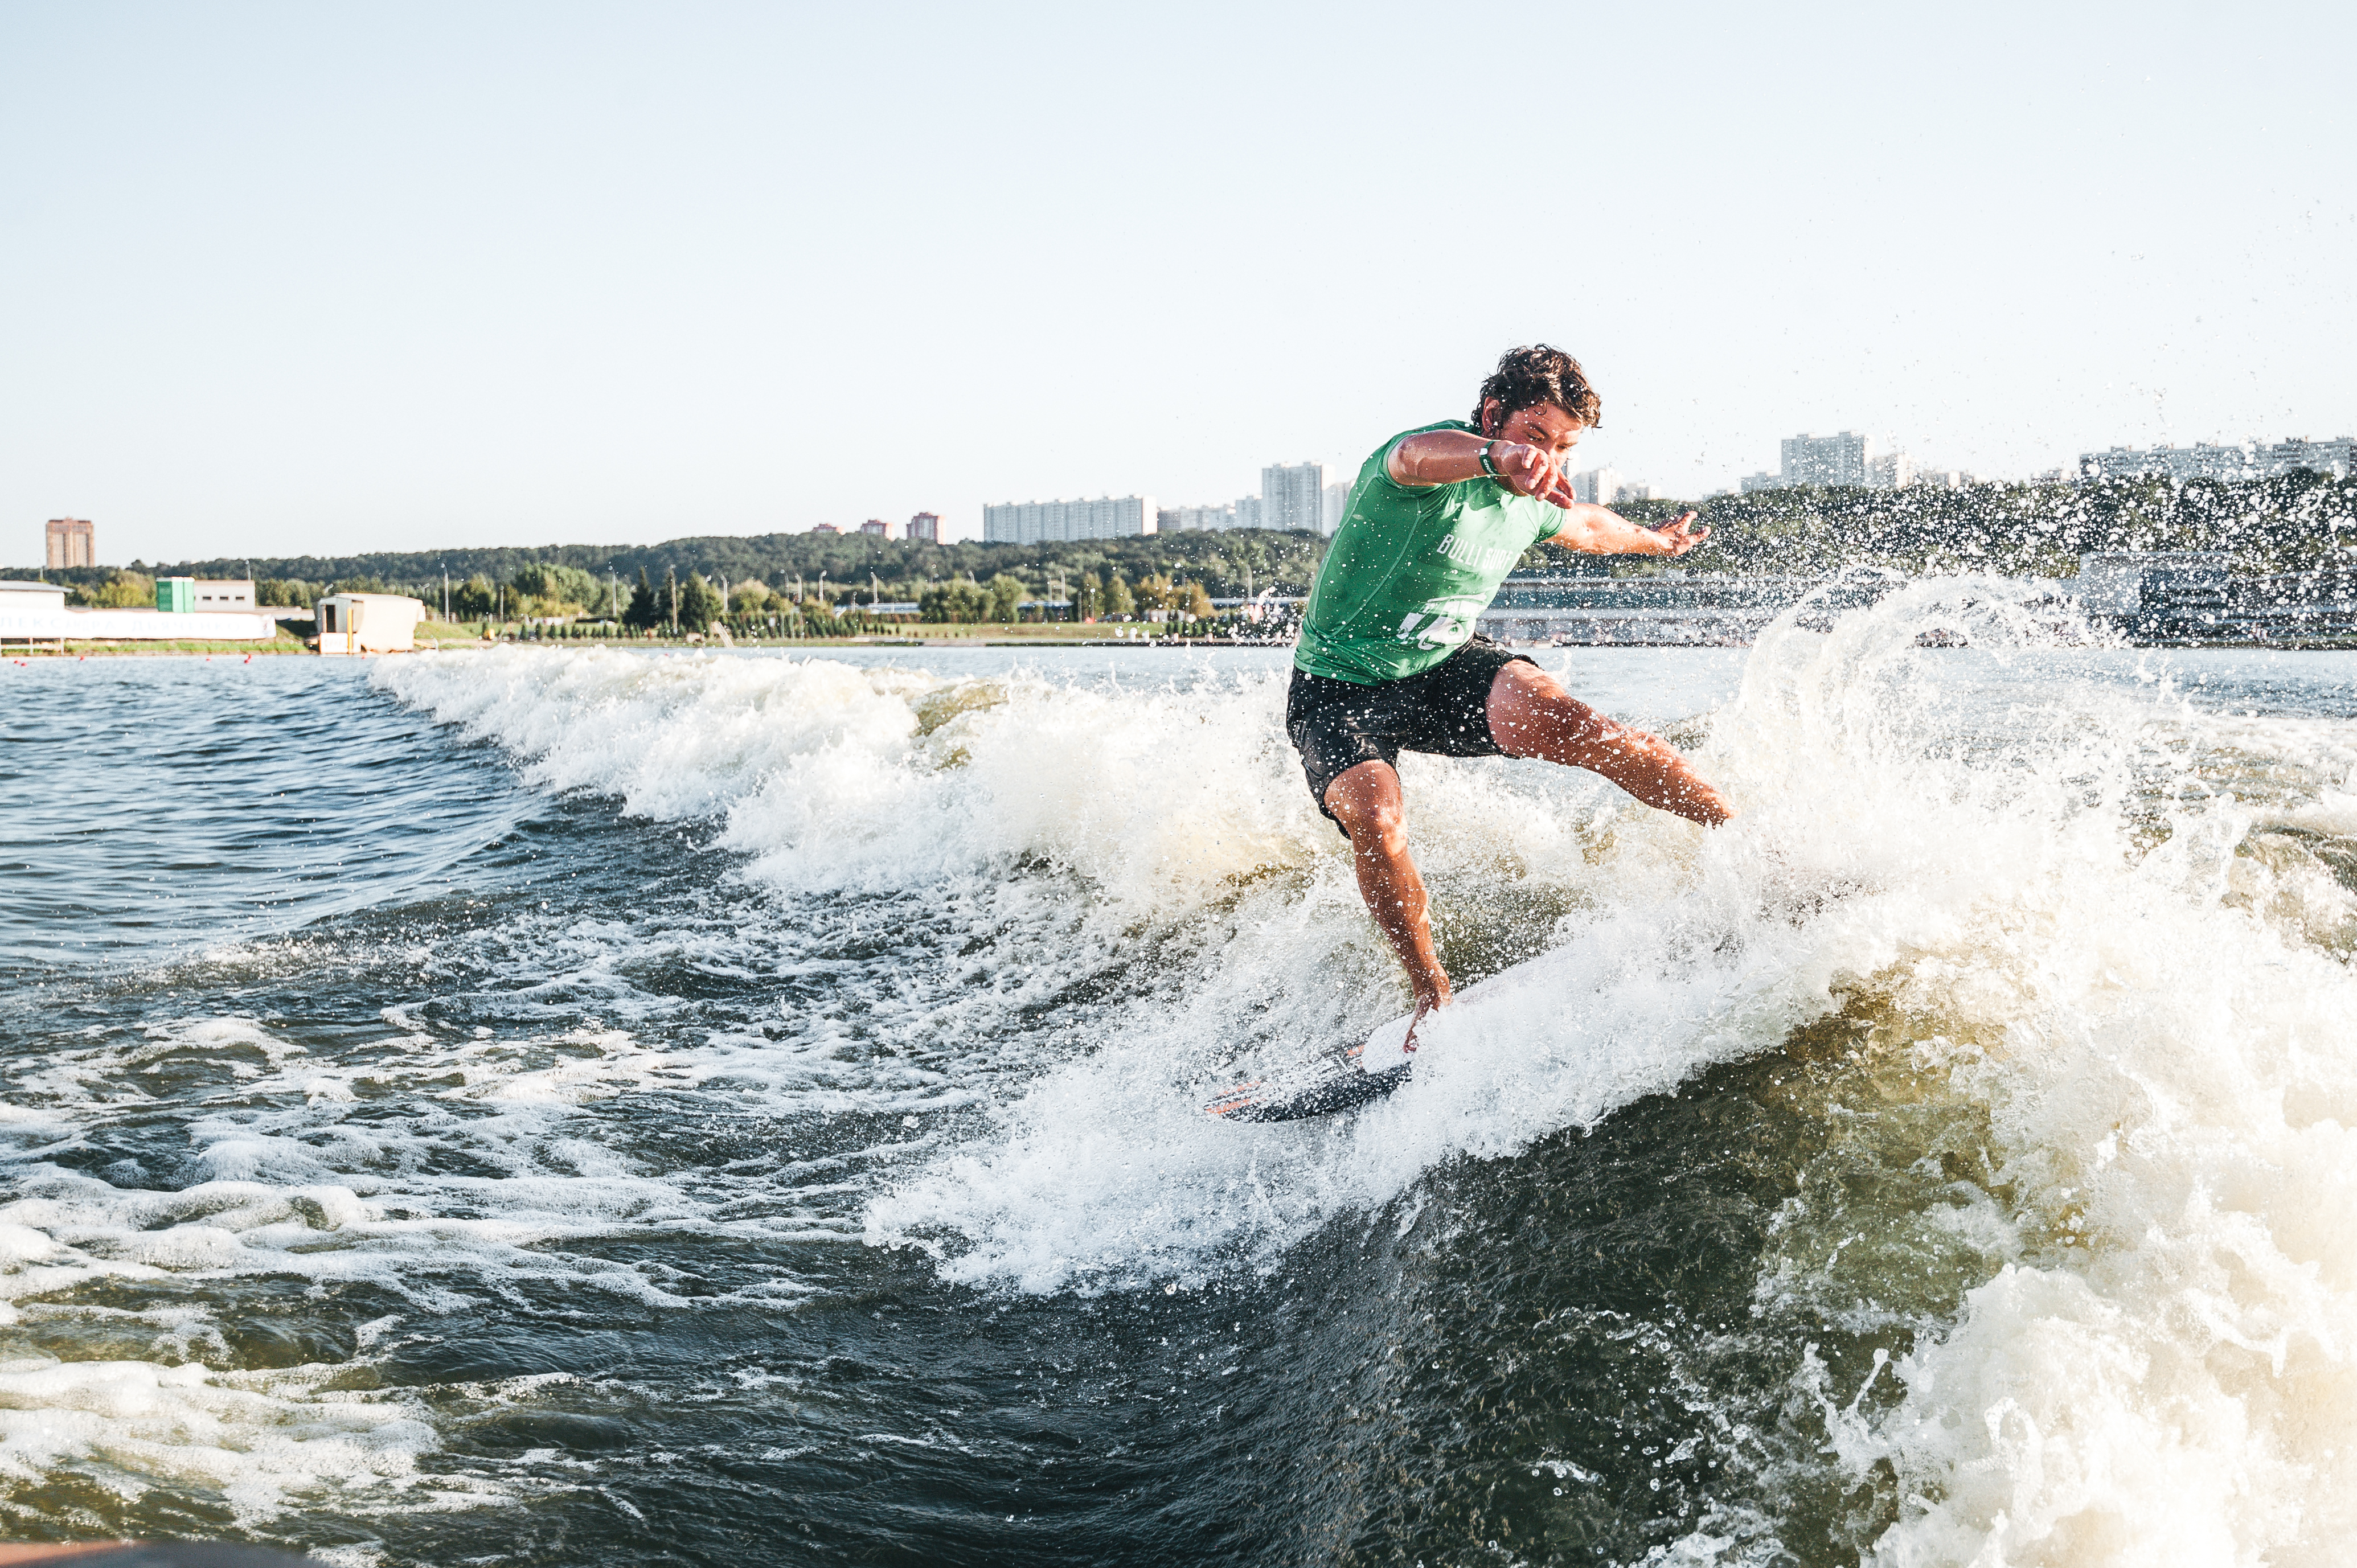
[21,475,2351,617]
[14,527,1333,609]
[66,569,161,608]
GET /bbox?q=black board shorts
[1286,636,1536,835]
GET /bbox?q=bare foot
[1402,983,1452,1053]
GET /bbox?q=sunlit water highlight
[1,585,2354,1566]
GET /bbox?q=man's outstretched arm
[1547,507,1711,557]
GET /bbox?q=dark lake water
[4,586,2355,1566]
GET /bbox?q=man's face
[1488,399,1587,463]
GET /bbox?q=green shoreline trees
[24,528,1335,611]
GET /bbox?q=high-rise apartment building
[1261,463,1325,533]
[1867,451,1915,489]
[906,512,941,543]
[2263,436,2349,475]
[1232,495,1264,530]
[1321,482,1352,536]
[858,519,890,536]
[810,523,842,535]
[44,518,93,569]
[2078,436,2355,482]
[981,496,1157,543]
[1781,432,1876,488]
[1745,445,1957,491]
[1572,468,1625,505]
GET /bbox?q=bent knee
[1327,789,1404,834]
[1323,769,1408,844]
[1338,799,1408,847]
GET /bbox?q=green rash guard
[1294,420,1571,685]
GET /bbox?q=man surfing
[1291,344,1734,1045]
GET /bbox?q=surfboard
[1203,1010,1420,1123]
[1207,856,1858,1123]
[1203,1044,1412,1123]
[1200,938,1610,1123]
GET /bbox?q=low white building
[317,593,427,654]
[0,581,68,617]
[155,576,260,610]
[0,579,279,645]
[193,578,257,609]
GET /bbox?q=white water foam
[2,1009,835,1315]
[0,1008,822,1533]
[0,1353,497,1536]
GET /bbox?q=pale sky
[3,1,2351,560]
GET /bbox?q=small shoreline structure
[0,580,285,654]
[0,580,440,657]
[314,591,426,654]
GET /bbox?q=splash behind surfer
[1291,344,1734,1043]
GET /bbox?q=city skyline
[3,3,2350,557]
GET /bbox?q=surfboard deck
[1204,1011,1420,1123]
[1199,943,1580,1124]
[1203,1043,1413,1123]
[1207,860,1859,1123]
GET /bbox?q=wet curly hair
[1471,344,1602,436]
